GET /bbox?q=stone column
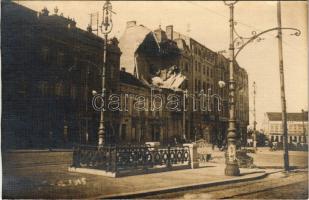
[183,143,199,169]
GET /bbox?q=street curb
[256,166,308,170]
[100,171,267,199]
[5,149,73,153]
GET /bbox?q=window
[207,67,209,76]
[70,85,76,99]
[198,80,201,91]
[132,126,136,141]
[55,81,64,96]
[121,124,126,140]
[185,63,189,72]
[57,51,65,66]
[203,66,205,74]
[41,47,49,61]
[39,81,49,96]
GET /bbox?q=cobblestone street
[2,149,307,198]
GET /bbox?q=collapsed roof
[119,21,185,91]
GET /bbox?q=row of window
[41,47,99,67]
[194,80,213,92]
[194,61,214,77]
[38,81,86,100]
[270,135,307,143]
[193,45,215,63]
[179,60,190,72]
[270,124,307,132]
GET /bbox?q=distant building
[263,112,308,143]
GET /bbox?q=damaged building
[119,21,249,146]
[118,21,189,144]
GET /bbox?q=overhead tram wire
[186,1,305,56]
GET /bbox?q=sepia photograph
[1,0,308,199]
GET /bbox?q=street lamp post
[224,0,240,176]
[98,0,113,146]
[223,0,301,175]
[182,90,188,142]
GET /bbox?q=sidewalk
[3,159,268,199]
[3,149,306,199]
[99,164,268,199]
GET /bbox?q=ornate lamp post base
[98,127,105,146]
[225,138,240,176]
[225,163,240,176]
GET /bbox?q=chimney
[166,25,173,40]
[126,21,137,28]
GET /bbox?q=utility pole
[253,81,257,148]
[302,109,306,143]
[277,1,289,171]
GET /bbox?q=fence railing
[71,144,191,173]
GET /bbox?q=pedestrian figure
[174,137,178,146]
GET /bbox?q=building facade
[2,2,121,149]
[263,112,308,143]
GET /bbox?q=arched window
[55,81,64,96]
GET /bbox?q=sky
[17,1,308,129]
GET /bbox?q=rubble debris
[151,65,186,90]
